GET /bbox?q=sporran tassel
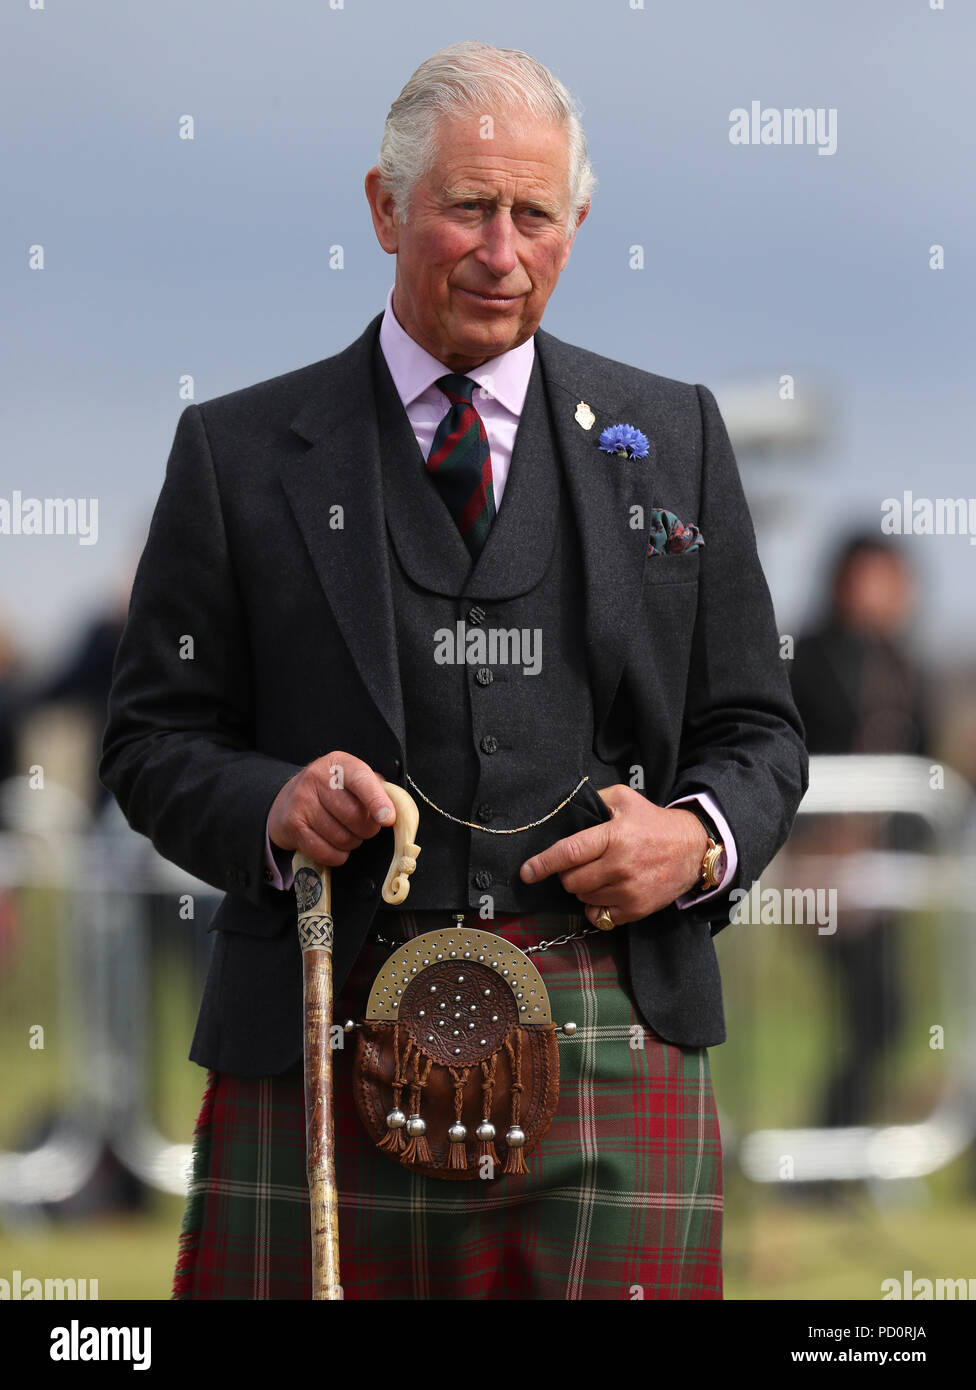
[476,1054,500,1169]
[502,1031,528,1175]
[447,1066,471,1171]
[377,1025,410,1154]
[401,1051,434,1166]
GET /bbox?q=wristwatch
[684,805,728,893]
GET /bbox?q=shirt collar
[378,285,535,417]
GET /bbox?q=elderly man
[101,42,806,1301]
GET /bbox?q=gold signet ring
[595,906,615,931]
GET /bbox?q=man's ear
[364,167,400,254]
[559,199,590,270]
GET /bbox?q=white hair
[375,41,595,232]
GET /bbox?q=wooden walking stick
[293,781,421,1300]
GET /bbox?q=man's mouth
[456,288,524,306]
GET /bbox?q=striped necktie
[426,374,497,558]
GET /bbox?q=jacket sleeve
[668,384,809,933]
[99,403,304,907]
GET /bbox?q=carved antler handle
[380,781,421,904]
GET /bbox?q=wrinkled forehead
[425,104,573,194]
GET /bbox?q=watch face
[702,843,727,888]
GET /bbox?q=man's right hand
[267,752,396,868]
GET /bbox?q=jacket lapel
[280,315,406,754]
[534,329,655,733]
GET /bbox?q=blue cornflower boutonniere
[598,423,650,460]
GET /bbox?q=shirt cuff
[668,792,738,908]
[264,824,295,892]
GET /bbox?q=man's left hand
[519,786,709,927]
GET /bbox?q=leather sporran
[352,927,559,1179]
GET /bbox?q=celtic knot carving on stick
[299,914,334,953]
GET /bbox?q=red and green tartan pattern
[174,911,723,1300]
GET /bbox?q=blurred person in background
[790,533,930,1128]
[27,580,130,816]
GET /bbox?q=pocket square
[647,507,704,556]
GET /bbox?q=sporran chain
[373,912,599,957]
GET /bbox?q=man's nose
[476,212,520,277]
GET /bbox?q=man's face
[366,108,588,372]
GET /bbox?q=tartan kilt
[173,910,723,1300]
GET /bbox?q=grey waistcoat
[373,343,633,914]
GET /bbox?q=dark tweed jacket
[100,314,808,1075]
